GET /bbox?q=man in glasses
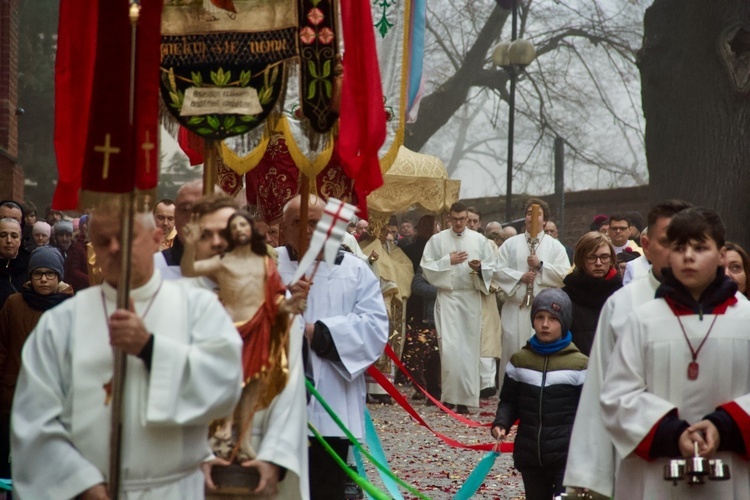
[421,202,496,414]
[608,213,642,255]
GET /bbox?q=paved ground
[364,389,525,499]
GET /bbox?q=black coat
[562,271,622,356]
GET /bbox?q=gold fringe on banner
[220,132,271,175]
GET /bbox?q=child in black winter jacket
[491,288,588,500]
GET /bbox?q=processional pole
[108,2,142,496]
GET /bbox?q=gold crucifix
[141,130,155,173]
[94,133,121,179]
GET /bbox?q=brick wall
[463,185,651,248]
[0,0,22,201]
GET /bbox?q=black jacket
[562,270,622,356]
[493,342,587,471]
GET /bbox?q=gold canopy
[367,146,461,214]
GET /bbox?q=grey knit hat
[531,288,572,334]
[54,220,74,235]
[28,246,65,280]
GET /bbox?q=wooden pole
[203,139,219,195]
[109,3,141,495]
[299,174,310,258]
[109,191,135,498]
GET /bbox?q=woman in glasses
[562,232,623,356]
[0,246,73,479]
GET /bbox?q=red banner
[53,0,162,209]
[338,0,386,217]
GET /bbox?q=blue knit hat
[28,246,65,280]
[531,288,572,334]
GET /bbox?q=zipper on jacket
[537,355,549,467]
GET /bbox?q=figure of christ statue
[181,210,304,463]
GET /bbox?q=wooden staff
[298,173,310,258]
[522,204,541,308]
[109,3,141,496]
[203,138,219,195]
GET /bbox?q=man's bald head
[283,195,326,253]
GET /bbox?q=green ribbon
[306,379,430,499]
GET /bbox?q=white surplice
[601,297,750,499]
[11,271,243,499]
[277,248,388,440]
[495,232,570,381]
[563,271,660,497]
[420,229,494,407]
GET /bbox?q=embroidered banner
[160,0,298,139]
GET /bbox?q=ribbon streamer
[452,451,500,500]
[383,344,490,428]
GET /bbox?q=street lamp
[492,3,536,222]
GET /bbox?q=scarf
[21,283,73,311]
[656,267,738,317]
[529,331,572,355]
[562,269,622,310]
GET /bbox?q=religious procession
[2,0,750,499]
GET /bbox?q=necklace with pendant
[676,314,718,381]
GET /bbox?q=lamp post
[492,2,535,222]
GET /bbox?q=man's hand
[520,270,537,284]
[242,459,281,497]
[181,215,201,246]
[527,255,541,270]
[287,277,311,315]
[450,251,468,265]
[79,483,110,500]
[201,456,232,491]
[468,259,481,272]
[108,300,151,356]
[679,420,720,458]
[491,425,506,440]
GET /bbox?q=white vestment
[601,298,750,499]
[420,229,494,407]
[11,271,243,499]
[495,232,570,382]
[277,248,388,439]
[622,254,650,286]
[563,271,660,496]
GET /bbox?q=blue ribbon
[453,451,500,500]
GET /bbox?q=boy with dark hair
[601,207,750,498]
[492,288,587,500]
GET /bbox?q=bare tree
[405,0,647,201]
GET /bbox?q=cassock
[420,228,494,407]
[277,247,388,439]
[601,297,750,498]
[495,232,569,383]
[11,271,243,499]
[563,271,660,497]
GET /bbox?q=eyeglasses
[31,270,58,280]
[585,254,612,264]
[609,226,629,232]
[450,216,467,223]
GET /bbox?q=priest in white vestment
[495,199,569,385]
[420,202,495,410]
[279,196,388,499]
[11,210,243,499]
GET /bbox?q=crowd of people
[1,189,750,499]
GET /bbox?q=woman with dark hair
[562,231,622,356]
[724,241,750,298]
[0,246,74,478]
